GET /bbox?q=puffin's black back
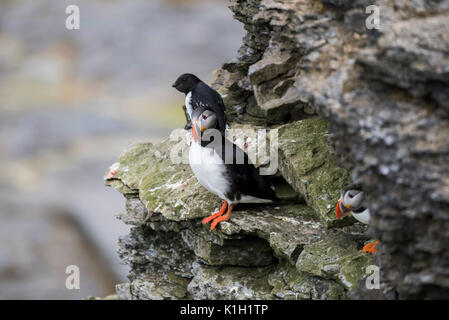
[202,133,279,202]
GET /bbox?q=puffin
[189,106,279,230]
[335,184,379,254]
[172,73,227,135]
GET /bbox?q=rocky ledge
[106,0,449,299]
[105,120,373,300]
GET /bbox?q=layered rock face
[106,0,449,299]
[106,126,371,299]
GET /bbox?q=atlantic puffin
[336,185,379,254]
[172,73,227,135]
[189,107,278,230]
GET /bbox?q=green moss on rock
[187,262,274,300]
[116,269,189,300]
[269,262,346,300]
[105,130,219,221]
[216,204,326,264]
[277,118,352,227]
[181,228,274,267]
[295,233,372,290]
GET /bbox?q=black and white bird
[189,106,278,230]
[172,73,227,135]
[336,184,379,253]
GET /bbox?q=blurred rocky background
[0,0,244,299]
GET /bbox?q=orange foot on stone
[362,240,379,254]
[210,205,233,231]
[202,201,227,225]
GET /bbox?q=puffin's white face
[343,190,364,208]
[191,109,218,142]
[336,190,365,219]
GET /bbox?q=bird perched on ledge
[336,184,379,254]
[189,107,278,230]
[172,73,227,135]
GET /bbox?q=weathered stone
[269,262,346,300]
[105,178,138,197]
[277,118,352,227]
[357,13,449,109]
[105,132,220,221]
[216,204,325,264]
[252,79,309,123]
[116,268,190,300]
[292,1,449,298]
[248,44,297,85]
[296,233,372,290]
[181,228,274,267]
[117,226,196,279]
[187,262,273,300]
[115,198,151,226]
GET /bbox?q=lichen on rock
[269,262,347,300]
[277,118,352,227]
[105,131,220,221]
[295,233,371,290]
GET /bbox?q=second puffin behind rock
[336,184,379,254]
[189,106,279,230]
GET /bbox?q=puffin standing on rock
[172,73,227,135]
[336,184,379,254]
[189,107,279,230]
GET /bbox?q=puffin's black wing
[212,136,278,202]
[192,82,227,135]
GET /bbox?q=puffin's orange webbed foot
[202,201,227,225]
[362,240,379,254]
[210,205,233,230]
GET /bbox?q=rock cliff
[106,0,449,299]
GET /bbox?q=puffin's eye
[202,114,207,120]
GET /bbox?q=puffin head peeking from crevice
[336,188,370,224]
[189,106,279,231]
[336,185,379,254]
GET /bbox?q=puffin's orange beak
[192,119,198,142]
[336,199,344,219]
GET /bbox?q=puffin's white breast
[189,141,230,201]
[352,208,371,225]
[185,92,193,118]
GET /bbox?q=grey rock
[187,262,273,300]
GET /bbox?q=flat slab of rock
[187,262,273,300]
[105,130,219,221]
[296,233,372,290]
[116,268,190,300]
[277,118,352,227]
[269,262,346,300]
[216,204,325,264]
